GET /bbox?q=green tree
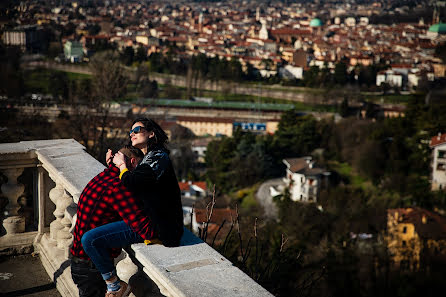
[49,71,69,101]
[334,62,348,85]
[121,46,134,66]
[340,97,349,117]
[135,46,147,63]
[302,66,320,87]
[273,110,321,158]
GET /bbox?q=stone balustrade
[0,139,273,297]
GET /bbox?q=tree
[68,51,129,159]
[49,71,69,101]
[302,66,320,87]
[135,46,147,63]
[0,45,24,98]
[141,79,158,98]
[435,42,446,63]
[340,97,349,117]
[334,62,348,85]
[273,110,321,158]
[121,46,134,66]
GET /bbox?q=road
[255,178,284,220]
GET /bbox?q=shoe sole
[122,284,132,297]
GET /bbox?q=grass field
[24,68,91,94]
[327,160,372,190]
[25,67,415,109]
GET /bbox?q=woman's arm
[120,150,171,194]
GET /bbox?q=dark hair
[131,117,169,151]
[119,145,144,160]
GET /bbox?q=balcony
[0,139,273,297]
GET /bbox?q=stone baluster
[1,168,25,235]
[48,180,64,242]
[57,201,76,258]
[116,251,138,284]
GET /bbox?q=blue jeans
[81,221,144,280]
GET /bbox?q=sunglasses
[129,126,146,136]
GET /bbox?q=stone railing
[0,139,273,297]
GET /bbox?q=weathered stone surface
[131,229,273,297]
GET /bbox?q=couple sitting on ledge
[70,118,184,297]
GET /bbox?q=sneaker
[105,281,131,297]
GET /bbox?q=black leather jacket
[121,146,184,247]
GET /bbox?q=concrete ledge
[130,228,273,297]
[0,231,38,255]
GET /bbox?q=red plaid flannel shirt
[70,165,155,260]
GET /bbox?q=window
[438,150,446,159]
[402,240,406,247]
[437,163,446,171]
[402,226,407,233]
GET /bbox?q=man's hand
[113,151,127,170]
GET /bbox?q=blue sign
[234,122,266,132]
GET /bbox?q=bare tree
[90,51,128,158]
[67,51,129,160]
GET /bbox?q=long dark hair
[130,118,169,152]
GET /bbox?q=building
[259,19,269,40]
[376,70,403,88]
[430,133,446,191]
[179,181,207,200]
[279,65,304,80]
[176,116,234,137]
[190,208,236,244]
[63,40,84,63]
[426,23,446,39]
[282,157,329,203]
[191,137,212,164]
[387,207,446,270]
[2,25,47,52]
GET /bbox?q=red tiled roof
[430,133,446,147]
[391,64,412,69]
[178,181,207,192]
[177,116,234,123]
[271,28,312,35]
[388,207,446,239]
[195,208,236,224]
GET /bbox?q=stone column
[57,201,76,258]
[116,251,138,284]
[1,168,25,235]
[48,179,65,242]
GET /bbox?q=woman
[82,118,184,297]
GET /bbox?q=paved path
[256,178,284,220]
[0,253,61,297]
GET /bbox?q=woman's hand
[106,149,113,166]
[112,152,127,170]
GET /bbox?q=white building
[279,65,303,79]
[259,19,269,40]
[430,133,446,191]
[376,70,403,87]
[344,17,356,27]
[283,157,329,203]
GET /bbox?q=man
[70,145,155,297]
